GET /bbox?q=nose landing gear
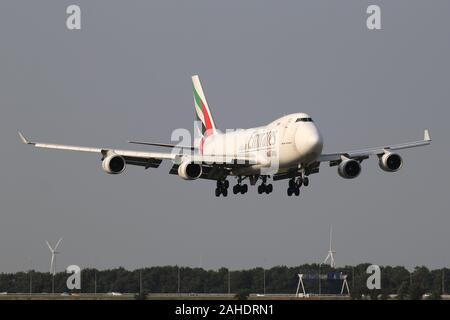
[303,176,309,187]
[287,178,299,197]
[287,174,310,196]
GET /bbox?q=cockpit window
[296,117,313,122]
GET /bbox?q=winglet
[424,129,431,142]
[18,131,32,144]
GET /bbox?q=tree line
[0,264,447,299]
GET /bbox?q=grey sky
[0,0,449,273]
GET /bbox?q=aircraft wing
[18,131,256,176]
[318,129,431,163]
[18,131,175,169]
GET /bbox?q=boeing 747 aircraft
[19,75,431,197]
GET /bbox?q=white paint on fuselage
[202,113,323,176]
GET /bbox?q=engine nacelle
[379,152,403,172]
[178,161,202,180]
[102,154,126,174]
[338,158,361,179]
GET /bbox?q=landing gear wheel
[289,179,296,189]
[215,188,221,197]
[287,188,293,196]
[222,188,228,197]
[294,187,300,196]
[266,184,273,194]
[296,177,303,187]
[241,184,248,194]
[303,177,309,187]
[217,180,229,189]
[233,185,240,194]
[258,184,266,194]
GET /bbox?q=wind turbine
[323,225,336,268]
[46,238,62,275]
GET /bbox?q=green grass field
[0,293,351,300]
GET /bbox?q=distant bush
[134,291,148,300]
[234,290,250,300]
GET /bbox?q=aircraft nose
[295,126,323,159]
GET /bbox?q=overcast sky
[0,0,449,273]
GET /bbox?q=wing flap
[123,156,163,169]
[187,154,257,165]
[128,140,197,150]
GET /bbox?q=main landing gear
[287,175,309,197]
[215,178,250,197]
[232,183,248,195]
[257,177,273,194]
[232,177,248,195]
[215,180,229,197]
[257,183,273,194]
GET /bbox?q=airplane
[18,75,431,197]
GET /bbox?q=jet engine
[338,158,361,179]
[378,152,403,172]
[102,153,126,174]
[178,161,202,180]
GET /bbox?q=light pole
[352,266,355,292]
[139,269,143,295]
[29,258,32,295]
[29,271,32,295]
[177,267,180,295]
[319,264,322,296]
[228,269,231,295]
[263,268,266,295]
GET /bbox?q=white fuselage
[202,113,323,175]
